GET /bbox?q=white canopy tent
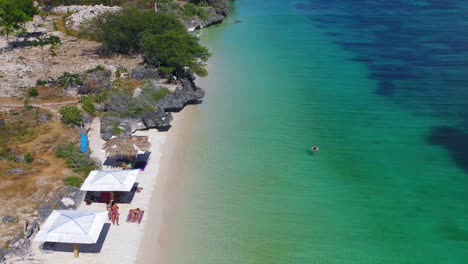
[80,169,139,192]
[34,210,107,258]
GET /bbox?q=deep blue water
[297,0,468,172]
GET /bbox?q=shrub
[24,152,33,163]
[36,79,47,85]
[151,88,170,101]
[91,8,186,54]
[63,175,84,187]
[91,90,108,103]
[183,3,208,20]
[56,143,97,175]
[86,65,105,73]
[88,8,210,75]
[111,124,125,135]
[58,72,82,88]
[58,105,83,125]
[27,87,39,97]
[80,96,96,116]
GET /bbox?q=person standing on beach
[106,200,112,221]
[111,201,120,226]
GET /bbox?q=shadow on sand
[40,223,111,254]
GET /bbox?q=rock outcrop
[98,67,204,139]
[141,107,173,129]
[49,5,121,31]
[157,80,205,111]
[185,4,229,30]
[79,69,112,94]
[131,66,160,80]
[1,216,18,224]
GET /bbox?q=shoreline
[135,48,214,263]
[136,55,214,263]
[136,104,199,264]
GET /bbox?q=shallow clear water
[165,1,468,263]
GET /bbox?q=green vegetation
[111,122,125,135]
[24,152,33,163]
[183,3,208,20]
[58,72,83,89]
[90,90,108,103]
[27,87,39,97]
[92,8,185,53]
[140,31,210,76]
[36,79,47,86]
[63,175,84,187]
[80,96,96,116]
[58,105,83,125]
[150,87,170,101]
[0,0,37,44]
[86,65,105,73]
[56,143,97,176]
[89,8,210,76]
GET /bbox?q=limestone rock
[131,66,160,80]
[37,113,49,123]
[50,5,121,32]
[2,216,17,224]
[10,168,24,175]
[184,4,229,30]
[38,203,54,221]
[141,107,173,129]
[79,70,111,94]
[175,67,196,81]
[103,93,133,113]
[100,116,146,140]
[33,159,49,166]
[157,80,204,111]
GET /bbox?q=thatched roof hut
[103,136,151,157]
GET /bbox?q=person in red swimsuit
[111,201,120,226]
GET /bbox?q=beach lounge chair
[126,209,144,223]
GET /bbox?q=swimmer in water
[311,146,319,152]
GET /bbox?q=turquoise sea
[164,1,468,263]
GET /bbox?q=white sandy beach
[28,108,196,264]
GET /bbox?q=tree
[31,35,61,79]
[140,31,210,76]
[90,8,210,76]
[0,0,36,45]
[93,8,185,54]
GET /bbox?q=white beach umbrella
[34,210,107,257]
[80,169,139,192]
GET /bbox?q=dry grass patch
[0,108,79,248]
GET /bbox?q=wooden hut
[103,136,151,158]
